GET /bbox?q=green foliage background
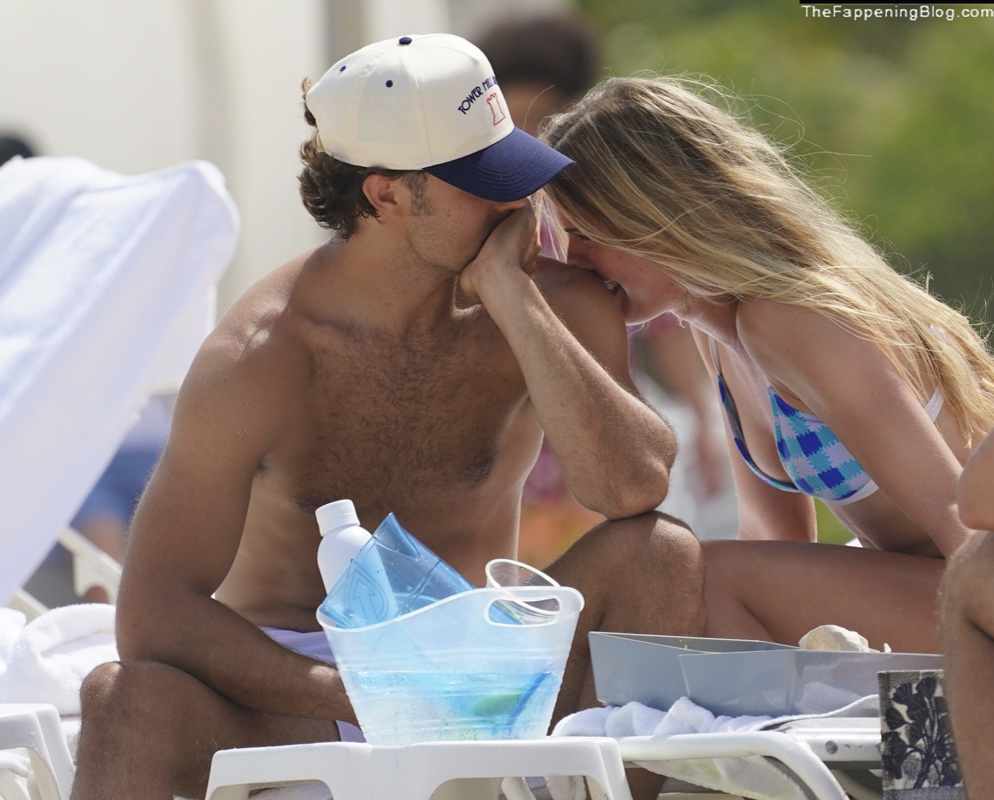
[576,2,994,325]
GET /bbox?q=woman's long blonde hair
[542,75,994,443]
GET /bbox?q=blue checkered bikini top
[709,337,944,506]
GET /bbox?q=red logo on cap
[487,94,506,126]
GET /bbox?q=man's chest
[273,331,540,514]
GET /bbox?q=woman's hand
[459,205,541,306]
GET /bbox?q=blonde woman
[538,76,994,653]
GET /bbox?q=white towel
[0,606,115,790]
[0,156,239,604]
[0,604,117,715]
[553,695,877,800]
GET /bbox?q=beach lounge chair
[0,154,238,800]
[0,154,238,605]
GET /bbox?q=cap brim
[424,127,574,202]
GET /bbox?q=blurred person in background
[634,313,736,540]
[0,134,34,166]
[542,75,994,652]
[70,395,176,591]
[475,14,601,140]
[942,424,994,798]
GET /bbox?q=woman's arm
[724,424,820,541]
[959,427,994,531]
[739,301,972,558]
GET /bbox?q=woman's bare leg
[703,540,943,652]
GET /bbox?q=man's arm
[461,208,675,519]
[116,330,355,723]
[960,426,994,531]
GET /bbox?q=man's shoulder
[530,256,628,345]
[183,265,313,413]
[531,256,618,313]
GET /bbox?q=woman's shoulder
[735,299,876,380]
[736,298,825,338]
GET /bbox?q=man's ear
[363,173,404,219]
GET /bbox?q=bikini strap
[708,336,722,375]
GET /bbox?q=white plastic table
[206,737,633,800]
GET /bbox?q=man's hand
[459,206,541,306]
[464,239,676,519]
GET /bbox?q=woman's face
[559,217,689,324]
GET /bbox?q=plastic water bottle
[316,501,476,628]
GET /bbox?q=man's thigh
[78,659,341,799]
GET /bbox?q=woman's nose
[566,239,592,270]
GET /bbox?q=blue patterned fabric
[767,389,874,502]
[717,374,799,494]
[715,373,878,505]
[711,336,943,507]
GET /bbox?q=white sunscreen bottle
[315,499,372,593]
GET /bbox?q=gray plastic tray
[589,632,793,712]
[590,631,942,717]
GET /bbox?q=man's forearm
[480,270,674,518]
[117,591,356,723]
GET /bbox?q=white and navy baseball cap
[305,33,574,202]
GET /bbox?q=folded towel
[0,156,238,604]
[553,695,876,800]
[0,609,26,670]
[0,604,118,715]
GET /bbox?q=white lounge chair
[0,154,238,800]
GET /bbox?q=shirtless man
[70,34,705,800]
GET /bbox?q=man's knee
[79,659,192,731]
[942,533,994,623]
[80,661,128,724]
[580,511,701,575]
[563,513,705,612]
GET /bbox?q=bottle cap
[315,499,360,536]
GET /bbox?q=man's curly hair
[298,78,428,239]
